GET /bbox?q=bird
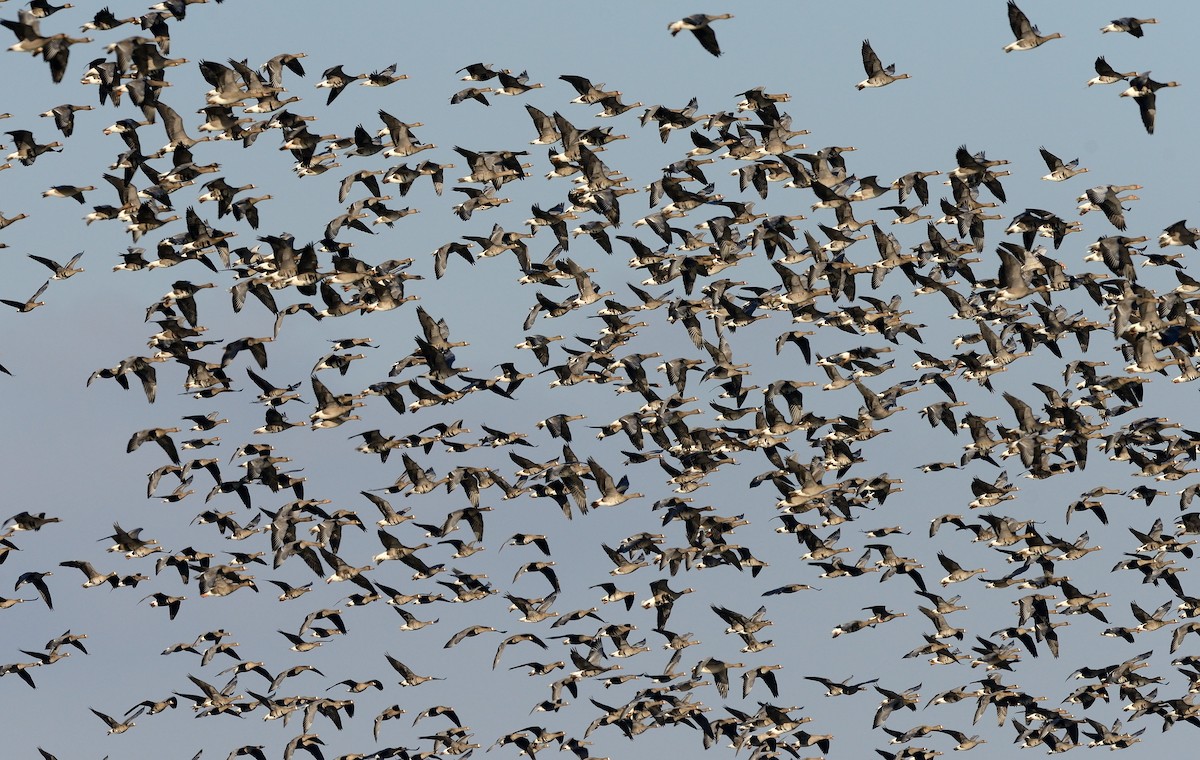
[59,560,116,588]
[42,184,94,203]
[857,39,909,90]
[1038,147,1087,182]
[315,64,364,104]
[1120,73,1178,134]
[668,13,733,57]
[140,592,186,619]
[14,571,52,609]
[1088,56,1136,87]
[39,103,92,137]
[384,653,443,686]
[5,129,62,165]
[937,552,985,586]
[91,706,142,734]
[1101,17,1158,37]
[587,456,644,507]
[27,251,84,279]
[1,280,49,313]
[1003,1,1062,52]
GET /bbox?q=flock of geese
[2,2,1200,759]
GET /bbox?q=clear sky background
[2,1,1198,758]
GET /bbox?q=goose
[857,39,909,89]
[42,184,94,203]
[668,13,733,57]
[1102,17,1158,37]
[59,560,116,588]
[362,63,407,87]
[560,74,619,105]
[39,103,91,137]
[493,70,543,96]
[692,657,743,698]
[267,580,311,602]
[261,52,307,87]
[2,10,52,53]
[320,547,373,585]
[315,64,364,103]
[0,210,27,230]
[140,592,186,619]
[230,194,271,229]
[27,251,83,280]
[601,543,647,575]
[197,177,256,216]
[379,119,433,158]
[450,86,491,106]
[26,0,73,18]
[881,204,930,225]
[1,280,49,313]
[385,653,443,686]
[457,62,503,81]
[197,565,257,597]
[1004,1,1062,52]
[1080,184,1141,229]
[443,624,505,649]
[587,456,644,507]
[937,552,985,585]
[1038,147,1087,181]
[91,706,142,735]
[1088,56,1135,87]
[593,91,643,118]
[1119,73,1178,134]
[1160,220,1199,248]
[4,129,61,165]
[81,7,139,32]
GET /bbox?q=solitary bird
[668,13,733,57]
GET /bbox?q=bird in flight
[668,13,733,57]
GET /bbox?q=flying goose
[457,62,503,81]
[937,552,985,585]
[1119,73,1178,134]
[140,592,186,619]
[1003,1,1062,52]
[28,252,84,279]
[59,560,116,588]
[1038,147,1087,182]
[587,456,644,507]
[857,40,909,90]
[1160,220,1200,248]
[362,63,407,87]
[91,706,143,735]
[1088,56,1135,87]
[385,653,443,686]
[668,13,733,57]
[315,64,364,104]
[39,103,91,137]
[1,280,50,313]
[5,129,61,165]
[1101,17,1158,37]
